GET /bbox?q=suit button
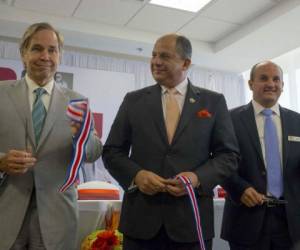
[261,171,266,176]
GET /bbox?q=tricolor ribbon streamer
[177,175,206,250]
[60,99,92,192]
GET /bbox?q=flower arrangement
[81,229,123,250]
[197,109,212,118]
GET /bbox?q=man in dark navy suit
[221,61,300,250]
[103,34,239,250]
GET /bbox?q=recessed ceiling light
[149,0,213,13]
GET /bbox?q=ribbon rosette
[59,99,92,192]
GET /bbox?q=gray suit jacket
[0,79,102,250]
[103,82,239,242]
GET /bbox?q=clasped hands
[0,150,36,176]
[134,169,199,196]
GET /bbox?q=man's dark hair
[175,35,192,60]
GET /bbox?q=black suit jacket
[103,81,239,242]
[221,102,300,245]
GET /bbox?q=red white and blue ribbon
[177,175,206,250]
[60,99,92,192]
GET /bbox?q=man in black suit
[221,61,300,249]
[103,34,239,250]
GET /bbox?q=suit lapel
[172,82,200,144]
[37,84,66,152]
[240,103,264,165]
[7,79,35,148]
[280,107,288,170]
[145,84,168,144]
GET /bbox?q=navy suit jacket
[103,81,239,242]
[221,102,300,245]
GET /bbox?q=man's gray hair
[20,22,64,57]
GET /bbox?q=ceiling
[0,0,300,73]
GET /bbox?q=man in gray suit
[0,23,102,250]
[103,34,239,250]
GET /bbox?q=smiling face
[249,62,284,108]
[151,35,191,88]
[21,29,60,86]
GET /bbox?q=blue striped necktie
[262,109,283,198]
[32,88,47,144]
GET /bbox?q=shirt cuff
[128,180,138,193]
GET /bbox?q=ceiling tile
[127,4,194,34]
[180,16,239,42]
[14,0,80,17]
[200,0,276,24]
[74,0,145,26]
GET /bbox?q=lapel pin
[189,98,196,103]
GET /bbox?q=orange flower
[91,230,120,250]
[81,230,122,250]
[197,109,212,118]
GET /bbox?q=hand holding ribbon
[67,100,87,136]
[165,171,199,196]
[60,99,92,192]
[133,171,205,249]
[134,169,168,195]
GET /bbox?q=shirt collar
[161,78,188,96]
[25,74,54,95]
[251,99,280,117]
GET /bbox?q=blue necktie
[262,109,283,198]
[32,88,47,144]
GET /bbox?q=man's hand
[68,102,87,137]
[240,187,264,207]
[166,171,199,197]
[0,150,36,175]
[134,170,168,195]
[70,121,82,136]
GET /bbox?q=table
[77,199,229,250]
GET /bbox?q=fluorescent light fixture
[149,0,213,12]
